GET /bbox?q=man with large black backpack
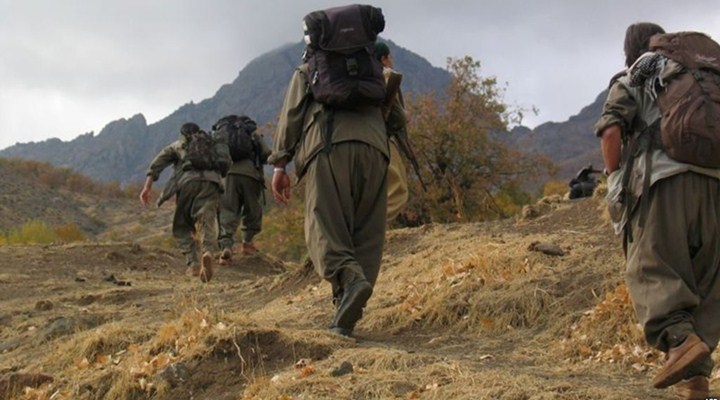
[214,115,271,264]
[595,23,720,398]
[269,4,388,337]
[139,122,231,283]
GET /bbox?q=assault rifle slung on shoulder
[382,70,428,192]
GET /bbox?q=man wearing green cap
[376,41,410,224]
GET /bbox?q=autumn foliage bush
[401,56,555,224]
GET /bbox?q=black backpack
[303,4,386,108]
[183,130,218,171]
[212,115,258,162]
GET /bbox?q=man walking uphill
[140,122,231,283]
[215,115,272,264]
[595,22,720,399]
[269,4,389,337]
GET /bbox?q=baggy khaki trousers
[303,142,388,289]
[625,172,720,356]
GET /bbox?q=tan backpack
[649,31,720,168]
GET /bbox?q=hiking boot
[332,279,373,332]
[199,251,214,283]
[186,263,201,277]
[328,325,353,337]
[218,248,232,266]
[241,242,258,255]
[673,375,709,400]
[652,334,710,389]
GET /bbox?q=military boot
[330,269,372,336]
[673,375,709,399]
[652,334,710,389]
[219,247,232,266]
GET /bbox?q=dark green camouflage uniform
[218,134,272,249]
[146,132,231,266]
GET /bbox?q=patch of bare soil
[1,196,718,399]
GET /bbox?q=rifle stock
[382,71,403,121]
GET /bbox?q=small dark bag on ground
[649,31,720,168]
[303,4,386,108]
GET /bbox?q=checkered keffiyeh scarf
[628,52,666,87]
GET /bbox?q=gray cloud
[1,0,718,150]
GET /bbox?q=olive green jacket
[146,134,230,207]
[268,64,389,178]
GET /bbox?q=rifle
[394,128,427,192]
[382,70,428,192]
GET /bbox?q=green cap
[374,41,390,61]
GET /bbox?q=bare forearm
[600,124,622,173]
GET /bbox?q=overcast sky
[1,0,719,150]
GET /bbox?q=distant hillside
[513,91,607,182]
[0,158,109,234]
[0,40,451,185]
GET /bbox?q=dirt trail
[0,196,716,399]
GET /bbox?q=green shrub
[2,220,87,245]
[255,187,307,263]
[6,220,59,244]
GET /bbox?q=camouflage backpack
[181,123,218,171]
[212,115,257,162]
[649,31,720,168]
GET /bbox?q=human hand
[272,169,291,205]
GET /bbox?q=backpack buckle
[346,57,359,77]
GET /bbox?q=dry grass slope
[0,195,718,400]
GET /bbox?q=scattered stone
[158,363,190,388]
[528,242,565,256]
[43,315,105,340]
[390,381,417,397]
[329,361,353,377]
[0,372,53,398]
[44,317,76,340]
[34,300,53,311]
[130,243,142,254]
[0,337,24,353]
[105,251,124,262]
[77,295,97,306]
[104,274,131,287]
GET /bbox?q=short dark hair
[624,22,666,67]
[180,122,200,136]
